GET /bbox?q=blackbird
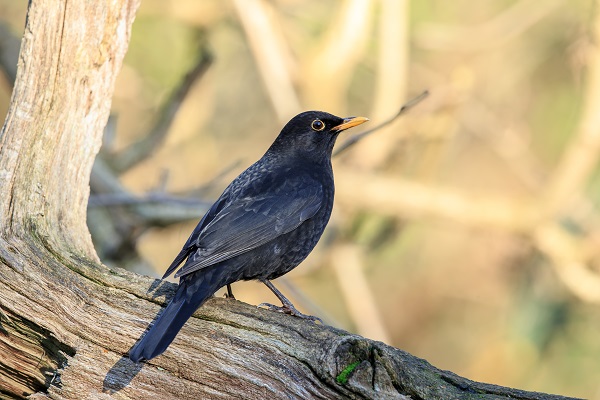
[128,111,368,362]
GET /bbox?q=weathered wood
[0,241,582,400]
[0,0,138,256]
[0,1,582,399]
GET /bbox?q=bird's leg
[224,284,235,299]
[258,280,322,323]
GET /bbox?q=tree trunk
[0,1,581,399]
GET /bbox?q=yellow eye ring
[311,119,325,131]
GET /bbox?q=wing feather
[172,179,323,278]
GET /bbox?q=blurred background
[1,0,599,398]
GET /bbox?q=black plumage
[128,111,368,362]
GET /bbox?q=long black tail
[129,272,221,363]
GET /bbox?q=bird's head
[268,111,369,162]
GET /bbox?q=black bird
[128,111,368,362]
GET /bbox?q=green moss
[336,361,360,385]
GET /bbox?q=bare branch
[232,0,301,122]
[110,43,213,173]
[334,90,429,156]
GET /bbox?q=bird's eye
[311,119,325,131]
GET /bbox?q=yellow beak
[330,116,369,132]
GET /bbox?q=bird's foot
[223,284,236,300]
[258,302,323,324]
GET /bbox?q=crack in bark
[0,310,75,398]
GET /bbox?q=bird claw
[258,302,323,324]
[224,284,236,300]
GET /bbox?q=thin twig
[330,244,391,342]
[232,0,300,121]
[333,90,429,156]
[360,0,409,169]
[540,2,600,218]
[302,0,373,111]
[111,45,213,173]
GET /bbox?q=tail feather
[129,281,212,363]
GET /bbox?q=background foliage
[0,1,598,398]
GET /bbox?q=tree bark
[0,1,582,399]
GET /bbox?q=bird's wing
[162,195,229,279]
[172,180,323,278]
